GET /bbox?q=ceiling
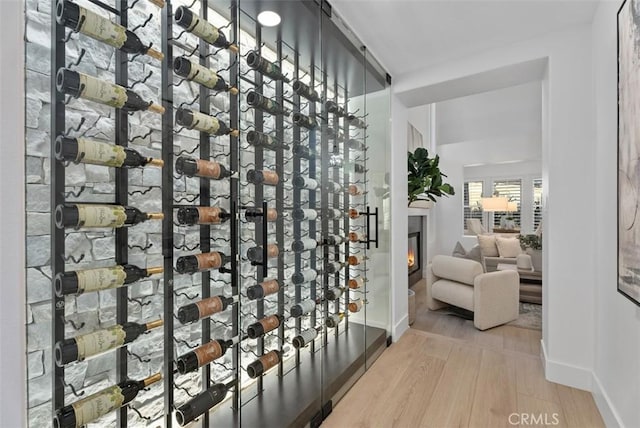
[329,0,599,79]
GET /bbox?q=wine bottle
[247,314,284,339]
[347,138,366,151]
[325,100,345,117]
[291,238,319,253]
[292,80,320,102]
[246,169,279,186]
[291,269,318,285]
[350,162,366,174]
[245,207,278,222]
[349,276,365,289]
[175,108,239,137]
[292,327,320,348]
[326,312,345,328]
[174,56,238,94]
[326,208,344,220]
[176,251,231,274]
[55,136,163,168]
[348,298,365,313]
[177,339,234,374]
[177,295,234,324]
[292,144,315,160]
[56,68,164,114]
[246,244,280,264]
[327,180,343,193]
[292,175,319,190]
[55,265,163,297]
[54,373,162,428]
[56,0,163,60]
[347,114,367,129]
[325,235,347,246]
[290,299,317,317]
[325,261,346,274]
[292,208,318,221]
[174,6,238,52]
[147,0,165,8]
[349,232,367,243]
[349,208,362,219]
[292,112,318,130]
[175,382,235,426]
[246,51,289,82]
[246,130,289,150]
[175,156,232,180]
[348,255,367,266]
[247,91,291,116]
[247,350,282,379]
[55,204,163,229]
[55,319,163,366]
[177,206,230,226]
[246,279,280,300]
[326,286,345,301]
[348,184,364,196]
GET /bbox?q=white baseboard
[591,373,624,428]
[542,341,625,427]
[541,340,593,391]
[393,314,409,342]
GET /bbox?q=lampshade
[480,197,508,212]
[507,201,518,212]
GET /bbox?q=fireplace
[408,233,420,275]
[408,217,423,286]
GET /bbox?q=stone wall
[25,0,306,426]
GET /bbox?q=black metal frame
[161,1,175,426]
[46,0,388,425]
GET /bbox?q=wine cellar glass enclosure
[32,0,391,426]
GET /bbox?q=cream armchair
[426,255,519,330]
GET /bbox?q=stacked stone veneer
[25,0,322,426]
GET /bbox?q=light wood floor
[323,288,604,428]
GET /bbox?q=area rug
[427,302,542,331]
[507,303,542,330]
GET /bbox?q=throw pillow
[452,241,467,258]
[496,236,522,258]
[477,234,499,257]
[467,244,482,263]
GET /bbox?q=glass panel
[363,49,391,369]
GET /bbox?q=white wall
[390,94,409,340]
[395,25,598,392]
[591,2,640,426]
[436,81,542,147]
[0,0,26,426]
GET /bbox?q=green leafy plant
[407,147,455,205]
[519,234,542,250]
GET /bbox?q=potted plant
[407,147,455,207]
[519,234,542,271]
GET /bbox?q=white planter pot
[527,249,542,272]
[409,200,434,209]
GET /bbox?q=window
[463,181,484,231]
[493,179,521,229]
[533,178,543,231]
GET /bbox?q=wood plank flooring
[324,282,603,428]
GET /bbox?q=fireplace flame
[408,247,415,268]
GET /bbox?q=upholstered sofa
[426,255,519,330]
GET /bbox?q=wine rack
[45,0,389,427]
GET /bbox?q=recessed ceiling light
[257,11,281,27]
